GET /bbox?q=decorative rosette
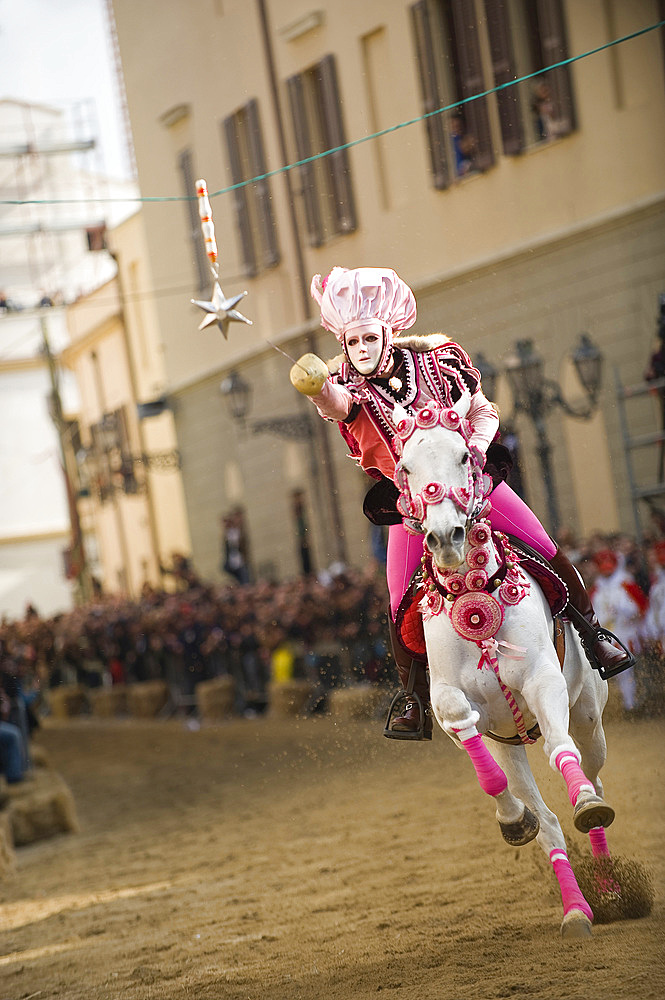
[467,522,491,548]
[404,517,424,536]
[466,546,489,569]
[423,588,444,616]
[498,581,524,606]
[444,573,466,596]
[415,406,440,429]
[439,407,462,431]
[395,413,416,440]
[422,481,445,505]
[397,492,425,522]
[450,591,504,642]
[465,568,488,591]
[506,563,522,582]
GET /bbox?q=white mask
[344,325,384,375]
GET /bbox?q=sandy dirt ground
[1,709,664,1000]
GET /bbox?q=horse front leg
[430,682,538,846]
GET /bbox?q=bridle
[392,403,487,530]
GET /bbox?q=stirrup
[566,607,636,680]
[383,689,431,741]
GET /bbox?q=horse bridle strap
[421,531,509,602]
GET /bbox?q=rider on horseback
[289,266,632,739]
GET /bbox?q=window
[223,99,280,277]
[411,0,495,188]
[411,0,576,188]
[487,0,576,148]
[178,148,210,292]
[287,54,357,246]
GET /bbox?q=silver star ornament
[191,281,253,339]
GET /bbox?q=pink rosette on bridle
[450,591,504,642]
[415,406,439,430]
[498,581,525,606]
[465,569,488,591]
[445,573,466,596]
[422,481,445,505]
[438,407,462,432]
[395,413,416,441]
[466,546,489,569]
[468,522,491,548]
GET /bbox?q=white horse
[392,398,617,939]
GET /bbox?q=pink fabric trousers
[387,482,557,620]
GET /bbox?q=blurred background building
[3,1,665,614]
[106,0,665,583]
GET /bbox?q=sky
[0,0,130,178]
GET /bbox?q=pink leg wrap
[550,849,594,921]
[589,826,611,859]
[460,733,508,797]
[555,751,595,807]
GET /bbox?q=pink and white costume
[308,267,555,620]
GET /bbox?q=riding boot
[386,615,432,740]
[548,547,634,676]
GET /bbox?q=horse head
[393,395,483,570]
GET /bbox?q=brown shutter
[245,99,280,269]
[287,73,324,247]
[223,114,258,278]
[535,0,576,135]
[448,0,495,171]
[410,0,449,190]
[317,54,357,234]
[178,148,210,291]
[483,0,524,155]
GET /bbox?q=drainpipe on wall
[256,0,347,566]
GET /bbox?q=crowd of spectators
[1,530,664,786]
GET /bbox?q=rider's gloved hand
[289,353,329,396]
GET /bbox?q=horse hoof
[561,910,593,940]
[499,805,540,846]
[573,794,615,834]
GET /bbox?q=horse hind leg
[552,747,615,833]
[490,743,593,938]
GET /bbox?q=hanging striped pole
[196,178,218,270]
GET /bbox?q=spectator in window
[449,111,476,176]
[531,79,556,141]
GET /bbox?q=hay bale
[0,810,16,878]
[328,684,392,719]
[29,743,51,769]
[89,685,128,717]
[268,679,315,717]
[195,676,235,721]
[126,680,169,718]
[6,770,79,847]
[48,684,88,718]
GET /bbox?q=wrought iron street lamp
[503,334,603,534]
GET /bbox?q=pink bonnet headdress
[310,266,417,376]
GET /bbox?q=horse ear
[393,404,409,425]
[452,390,471,420]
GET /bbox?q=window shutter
[287,73,324,247]
[245,99,280,269]
[317,54,357,234]
[178,148,210,291]
[410,0,449,190]
[448,0,495,171]
[535,0,576,136]
[223,114,258,278]
[483,0,524,155]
